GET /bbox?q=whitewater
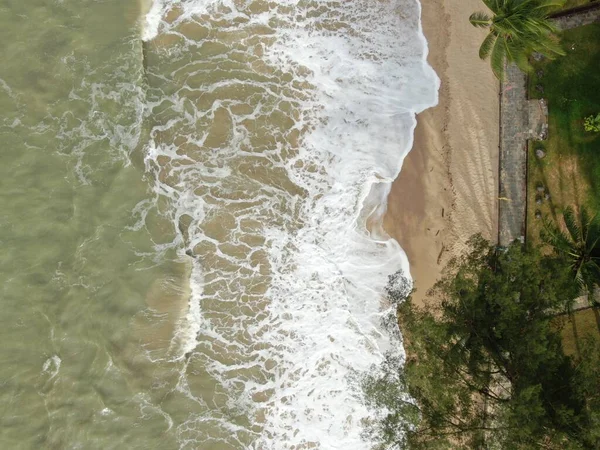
[134,0,439,447]
[0,0,437,448]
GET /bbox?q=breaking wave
[136,0,438,447]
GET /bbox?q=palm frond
[493,15,522,37]
[580,265,599,299]
[580,206,592,243]
[490,35,507,80]
[475,0,563,78]
[521,18,555,35]
[527,16,561,34]
[541,215,574,255]
[470,12,492,28]
[581,206,592,231]
[574,265,588,293]
[481,0,501,13]
[528,32,566,58]
[563,206,582,244]
[586,211,600,252]
[515,52,533,73]
[544,207,600,297]
[506,39,533,73]
[514,0,542,13]
[479,31,497,60]
[533,0,566,15]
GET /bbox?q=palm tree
[542,206,600,298]
[541,206,600,332]
[470,0,566,80]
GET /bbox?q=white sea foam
[42,355,62,381]
[140,0,438,447]
[54,50,146,183]
[142,0,167,41]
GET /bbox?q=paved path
[497,3,600,246]
[552,2,600,29]
[498,67,547,246]
[498,65,528,246]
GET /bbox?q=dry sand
[384,0,500,305]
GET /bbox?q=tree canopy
[362,236,600,449]
[542,206,600,301]
[470,0,565,79]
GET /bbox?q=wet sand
[384,0,500,305]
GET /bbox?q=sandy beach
[384,0,500,305]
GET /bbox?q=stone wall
[497,4,600,246]
[552,2,600,29]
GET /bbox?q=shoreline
[384,0,500,306]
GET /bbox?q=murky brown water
[0,0,437,448]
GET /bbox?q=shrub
[584,113,600,132]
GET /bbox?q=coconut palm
[542,206,600,298]
[470,0,566,80]
[541,206,600,334]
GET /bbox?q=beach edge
[383,0,500,306]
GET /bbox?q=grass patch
[557,308,600,356]
[527,23,600,243]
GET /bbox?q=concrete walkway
[498,66,547,246]
[552,2,600,29]
[497,3,600,247]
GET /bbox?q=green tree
[572,336,600,444]
[470,0,565,79]
[364,236,598,449]
[542,206,600,332]
[584,113,600,133]
[541,207,600,300]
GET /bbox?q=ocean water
[0,0,437,448]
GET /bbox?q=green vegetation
[528,23,600,237]
[542,206,600,300]
[364,6,600,449]
[585,113,600,132]
[363,237,600,449]
[470,0,565,79]
[559,308,600,357]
